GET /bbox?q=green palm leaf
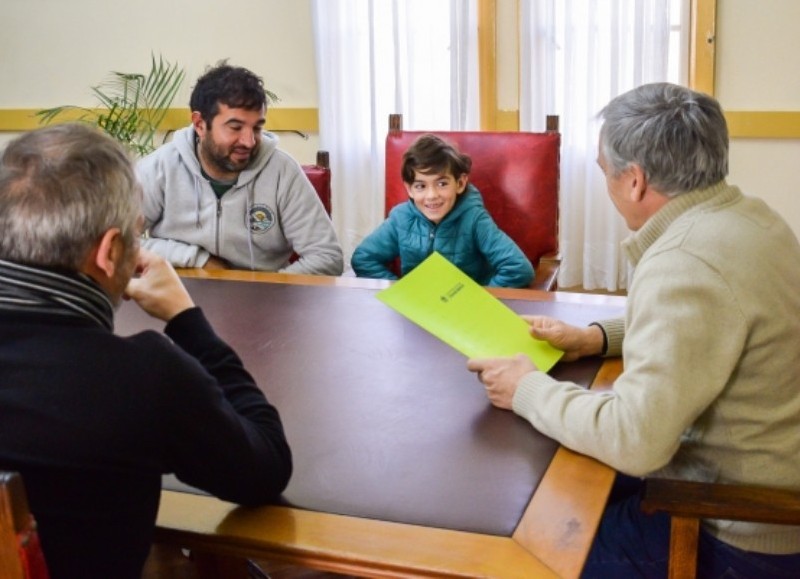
[35,54,185,156]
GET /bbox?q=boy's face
[405,170,468,224]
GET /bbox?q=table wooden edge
[175,268,628,308]
[155,270,622,577]
[156,493,561,578]
[513,358,620,578]
[156,449,614,578]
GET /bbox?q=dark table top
[115,277,624,537]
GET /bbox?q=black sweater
[0,306,292,579]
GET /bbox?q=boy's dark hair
[190,61,267,125]
[401,134,472,184]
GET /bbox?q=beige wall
[716,0,800,236]
[0,0,321,162]
[2,0,799,234]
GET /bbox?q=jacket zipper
[427,226,436,253]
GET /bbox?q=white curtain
[521,0,671,290]
[311,0,479,271]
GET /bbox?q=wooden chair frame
[641,478,800,579]
[0,471,49,579]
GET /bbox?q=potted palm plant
[36,54,185,156]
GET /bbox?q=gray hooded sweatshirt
[137,126,343,275]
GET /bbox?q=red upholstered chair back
[288,150,333,264]
[0,471,49,579]
[385,115,560,290]
[302,150,332,216]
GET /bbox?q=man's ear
[191,111,206,138]
[90,228,123,279]
[628,164,648,202]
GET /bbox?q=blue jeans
[581,474,800,579]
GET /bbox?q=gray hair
[599,83,728,196]
[0,123,142,270]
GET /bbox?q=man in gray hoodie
[137,62,343,275]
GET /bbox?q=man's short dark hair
[190,61,267,125]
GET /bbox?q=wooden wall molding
[725,111,800,139]
[0,108,319,133]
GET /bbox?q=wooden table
[118,270,625,578]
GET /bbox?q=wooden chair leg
[668,516,700,579]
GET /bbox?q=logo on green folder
[440,282,465,303]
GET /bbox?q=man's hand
[524,316,604,361]
[203,255,229,270]
[125,249,195,321]
[466,354,537,410]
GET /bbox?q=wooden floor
[143,544,357,578]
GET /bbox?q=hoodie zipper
[215,198,222,255]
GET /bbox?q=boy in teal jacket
[352,134,534,288]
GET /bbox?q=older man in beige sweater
[469,83,800,578]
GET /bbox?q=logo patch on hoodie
[249,204,276,233]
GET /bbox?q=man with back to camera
[468,83,800,578]
[0,123,292,578]
[138,61,344,275]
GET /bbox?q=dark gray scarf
[0,259,114,331]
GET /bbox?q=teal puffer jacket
[351,185,534,288]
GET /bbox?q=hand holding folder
[376,252,563,372]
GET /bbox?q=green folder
[376,252,563,371]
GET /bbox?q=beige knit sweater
[513,182,800,554]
